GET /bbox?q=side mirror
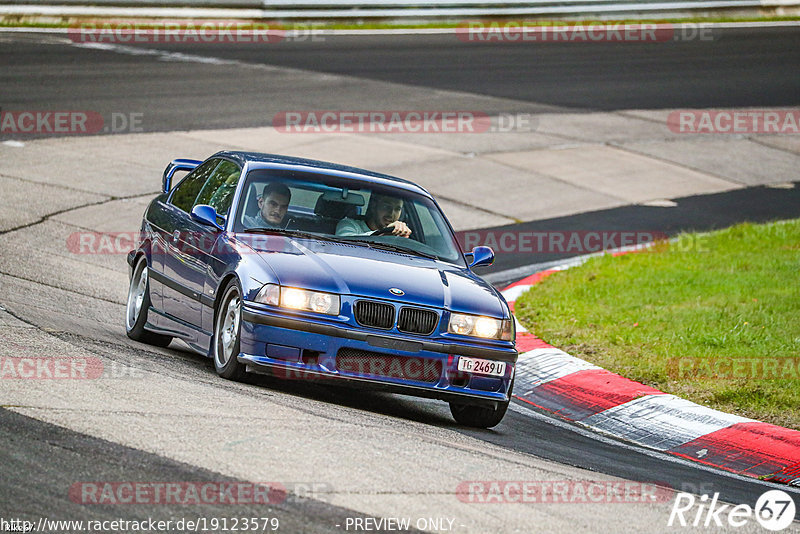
[468,246,494,268]
[191,205,225,231]
[162,158,202,193]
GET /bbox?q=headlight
[255,284,340,316]
[448,313,513,340]
[256,284,280,306]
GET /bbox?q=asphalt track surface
[2,28,800,531]
[2,27,800,132]
[147,28,800,111]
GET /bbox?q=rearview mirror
[191,205,225,231]
[321,190,365,206]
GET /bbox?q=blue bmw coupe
[126,151,517,427]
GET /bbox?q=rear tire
[449,378,513,428]
[125,258,172,347]
[213,280,247,381]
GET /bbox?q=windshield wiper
[242,227,343,244]
[243,229,439,260]
[343,239,439,260]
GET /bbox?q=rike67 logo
[668,489,796,531]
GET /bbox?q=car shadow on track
[164,341,461,428]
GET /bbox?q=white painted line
[74,42,239,65]
[0,6,270,18]
[508,399,800,495]
[318,21,800,33]
[0,27,71,33]
[515,347,600,391]
[2,22,800,34]
[640,199,679,207]
[767,182,796,189]
[582,394,754,451]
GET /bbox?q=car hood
[238,235,507,317]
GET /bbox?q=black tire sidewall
[213,281,245,379]
[126,259,151,338]
[126,258,172,347]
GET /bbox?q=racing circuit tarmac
[1,26,800,532]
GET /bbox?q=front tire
[449,379,513,428]
[125,258,172,347]
[213,281,246,381]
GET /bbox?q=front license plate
[457,357,506,377]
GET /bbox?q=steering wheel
[371,225,395,236]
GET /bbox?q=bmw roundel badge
[389,288,404,296]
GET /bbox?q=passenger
[243,183,291,229]
[336,193,411,237]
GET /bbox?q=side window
[414,200,445,248]
[194,160,241,217]
[170,159,220,213]
[416,202,439,240]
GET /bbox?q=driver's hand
[389,221,412,237]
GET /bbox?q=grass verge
[514,219,800,430]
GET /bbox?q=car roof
[214,151,433,198]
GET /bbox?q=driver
[336,193,411,237]
[243,183,291,229]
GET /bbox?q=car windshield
[232,169,465,266]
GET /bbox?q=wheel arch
[128,238,154,272]
[213,273,242,321]
[132,249,147,269]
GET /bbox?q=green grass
[1,16,799,30]
[514,219,800,430]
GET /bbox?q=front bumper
[240,305,517,406]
